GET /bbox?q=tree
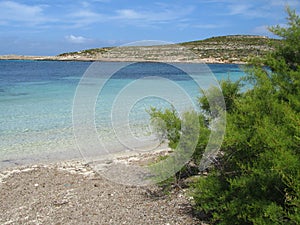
[150,7,300,225]
[193,8,300,224]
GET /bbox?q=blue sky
[0,0,299,55]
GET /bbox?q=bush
[149,108,210,183]
[150,7,300,225]
[192,8,300,224]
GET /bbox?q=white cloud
[116,9,143,20]
[0,1,50,26]
[199,0,299,7]
[66,9,107,28]
[65,35,91,44]
[81,1,91,8]
[222,0,300,19]
[228,4,250,15]
[201,0,293,19]
[114,5,194,25]
[64,4,194,28]
[193,24,224,29]
[226,3,271,18]
[91,0,111,3]
[79,0,110,8]
[73,9,103,20]
[269,0,300,7]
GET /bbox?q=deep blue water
[0,60,245,166]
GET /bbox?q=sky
[0,0,299,56]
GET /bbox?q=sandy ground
[0,155,203,225]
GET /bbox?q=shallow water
[0,60,245,167]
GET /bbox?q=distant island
[0,35,278,64]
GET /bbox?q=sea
[0,60,245,168]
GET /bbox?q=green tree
[149,7,300,225]
[193,8,300,224]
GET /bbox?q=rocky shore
[0,154,203,224]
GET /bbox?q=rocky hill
[57,35,278,63]
[181,35,277,63]
[0,35,279,64]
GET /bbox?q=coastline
[0,45,246,224]
[0,54,246,64]
[0,147,171,180]
[0,149,202,224]
[1,35,275,65]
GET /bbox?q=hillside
[57,35,278,63]
[181,35,277,63]
[0,35,279,63]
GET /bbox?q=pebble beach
[0,158,202,224]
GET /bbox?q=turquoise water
[0,60,245,167]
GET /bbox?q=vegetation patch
[149,8,300,225]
